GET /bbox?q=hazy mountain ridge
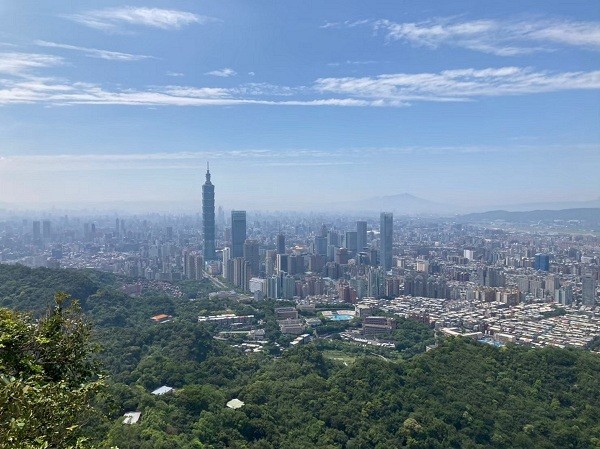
[490,197,600,212]
[1,195,600,216]
[458,208,600,224]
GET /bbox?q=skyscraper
[202,163,216,261]
[231,210,247,258]
[42,220,51,240]
[243,239,260,276]
[345,231,357,253]
[277,234,286,255]
[380,212,393,271]
[582,276,597,306]
[32,221,41,243]
[534,253,550,271]
[356,221,367,252]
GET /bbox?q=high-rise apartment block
[582,276,597,306]
[356,221,367,252]
[380,212,393,271]
[243,239,260,277]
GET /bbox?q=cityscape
[1,1,599,447]
[1,164,598,351]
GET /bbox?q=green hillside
[1,264,599,449]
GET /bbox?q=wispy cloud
[64,6,214,32]
[2,144,595,173]
[330,17,600,55]
[320,20,371,29]
[0,76,377,107]
[327,60,380,67]
[166,71,184,77]
[0,149,334,172]
[35,40,153,61]
[205,68,237,77]
[0,52,63,76]
[1,51,599,107]
[315,67,600,102]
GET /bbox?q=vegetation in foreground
[1,264,599,449]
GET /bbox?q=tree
[0,293,103,449]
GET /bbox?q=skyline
[0,1,599,210]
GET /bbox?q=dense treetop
[0,263,599,448]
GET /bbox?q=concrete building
[356,220,367,252]
[380,212,393,271]
[582,276,597,306]
[231,210,246,258]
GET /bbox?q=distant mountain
[457,208,600,224]
[333,193,454,215]
[490,197,600,212]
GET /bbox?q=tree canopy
[0,293,102,449]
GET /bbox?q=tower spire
[205,161,211,183]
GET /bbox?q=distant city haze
[0,1,598,211]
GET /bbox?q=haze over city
[0,1,599,212]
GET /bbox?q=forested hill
[1,264,600,448]
[0,263,105,312]
[0,263,199,327]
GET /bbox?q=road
[203,271,229,290]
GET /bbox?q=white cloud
[205,68,237,77]
[35,40,153,61]
[64,7,213,32]
[0,52,63,76]
[0,51,599,107]
[333,17,600,55]
[166,71,184,77]
[320,19,371,29]
[315,67,600,102]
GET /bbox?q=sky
[0,1,599,212]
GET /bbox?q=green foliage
[390,317,435,357]
[541,307,567,318]
[0,264,101,313]
[2,264,600,449]
[0,293,103,449]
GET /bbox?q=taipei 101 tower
[202,163,216,260]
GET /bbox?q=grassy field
[322,350,357,365]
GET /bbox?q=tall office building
[345,231,357,254]
[313,236,327,256]
[243,239,260,276]
[231,210,247,258]
[327,230,339,247]
[380,212,393,271]
[356,221,367,252]
[42,220,51,240]
[202,163,216,261]
[277,234,286,255]
[32,221,41,243]
[582,276,597,306]
[534,253,550,271]
[276,254,289,274]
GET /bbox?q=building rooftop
[151,385,174,396]
[226,398,245,409]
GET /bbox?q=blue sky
[0,1,598,211]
